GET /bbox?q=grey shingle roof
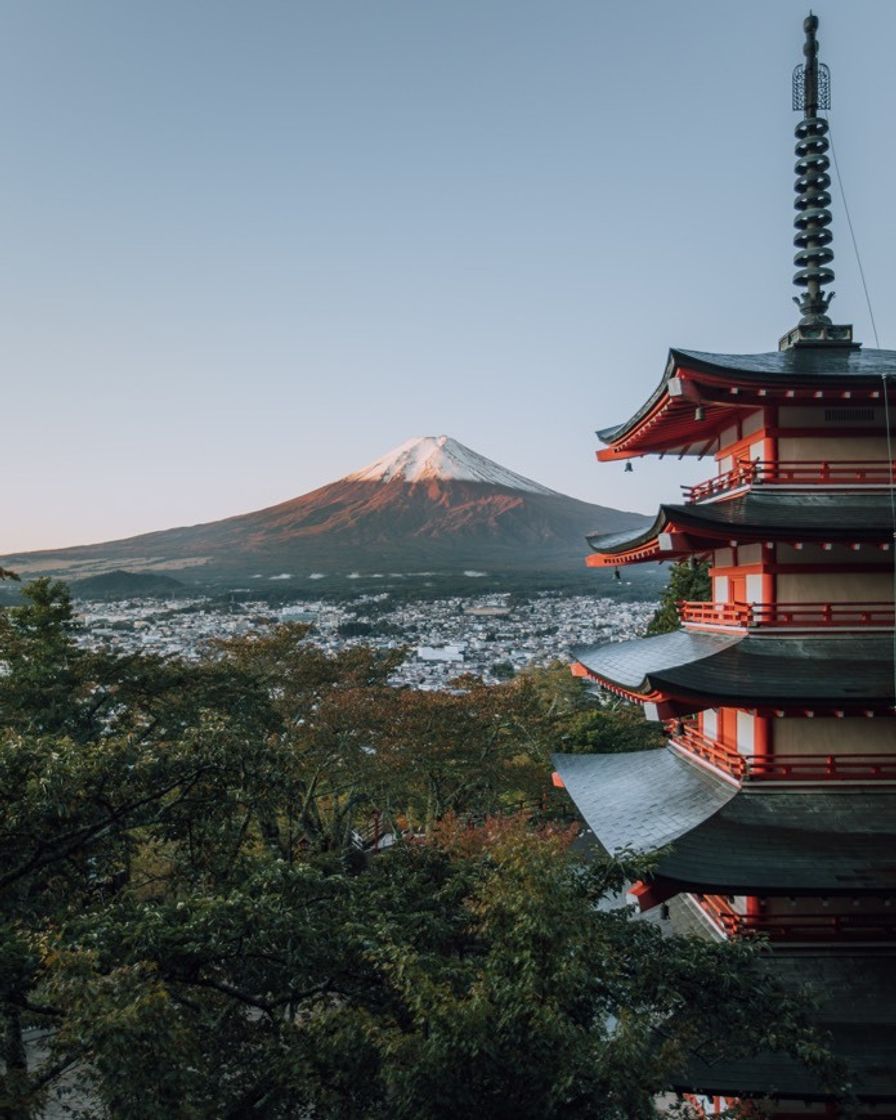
[676,953,896,1101]
[572,633,895,705]
[676,346,896,379]
[571,630,738,691]
[587,491,896,554]
[554,749,896,893]
[597,346,896,446]
[553,749,737,853]
[661,788,896,893]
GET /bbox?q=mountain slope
[3,436,648,582]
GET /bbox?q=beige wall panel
[776,544,883,567]
[777,435,890,461]
[775,718,896,755]
[778,405,882,427]
[739,543,762,565]
[776,572,893,603]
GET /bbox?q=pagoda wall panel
[720,423,739,449]
[774,718,895,755]
[777,570,893,602]
[739,543,763,565]
[778,405,883,428]
[762,896,889,919]
[776,544,879,565]
[778,435,890,459]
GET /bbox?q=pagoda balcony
[669,724,896,783]
[695,894,896,943]
[682,459,896,504]
[679,599,895,632]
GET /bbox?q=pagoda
[554,15,896,1115]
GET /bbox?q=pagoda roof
[550,749,737,852]
[597,346,896,460]
[676,953,896,1101]
[586,491,895,565]
[571,631,894,712]
[553,749,896,894]
[673,346,896,381]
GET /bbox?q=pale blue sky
[3,1,895,551]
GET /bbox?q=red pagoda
[554,15,896,1116]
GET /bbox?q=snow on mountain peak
[345,435,558,495]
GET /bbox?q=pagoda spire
[780,13,856,350]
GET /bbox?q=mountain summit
[3,436,649,585]
[346,435,557,495]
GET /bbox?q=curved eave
[675,955,896,1103]
[553,749,737,854]
[676,1024,896,1103]
[597,346,896,460]
[572,632,895,713]
[587,493,896,565]
[554,750,896,896]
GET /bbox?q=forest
[0,574,833,1119]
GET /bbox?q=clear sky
[3,0,895,552]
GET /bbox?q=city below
[76,590,658,689]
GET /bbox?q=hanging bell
[624,461,633,473]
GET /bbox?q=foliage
[646,559,711,635]
[0,579,832,1117]
[512,662,666,754]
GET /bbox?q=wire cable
[825,115,881,348]
[824,115,893,705]
[881,373,896,711]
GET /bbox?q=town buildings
[553,15,896,1116]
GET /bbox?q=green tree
[646,559,711,635]
[510,663,665,755]
[0,579,834,1118]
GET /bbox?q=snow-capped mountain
[347,436,558,494]
[3,436,649,584]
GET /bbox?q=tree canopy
[645,559,711,636]
[0,579,830,1118]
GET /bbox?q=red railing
[696,894,896,942]
[670,727,896,783]
[744,753,896,782]
[679,600,895,629]
[670,725,745,779]
[678,601,751,627]
[683,459,896,503]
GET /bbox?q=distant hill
[2,436,650,587]
[68,570,187,600]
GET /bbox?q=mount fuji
[3,436,649,585]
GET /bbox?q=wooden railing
[678,601,751,627]
[696,894,896,942]
[670,725,745,779]
[679,600,895,630]
[669,726,896,783]
[745,753,896,782]
[683,459,896,503]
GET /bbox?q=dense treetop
[0,578,832,1119]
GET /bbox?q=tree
[3,803,834,1120]
[0,578,89,739]
[646,559,711,635]
[510,663,666,755]
[0,579,834,1118]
